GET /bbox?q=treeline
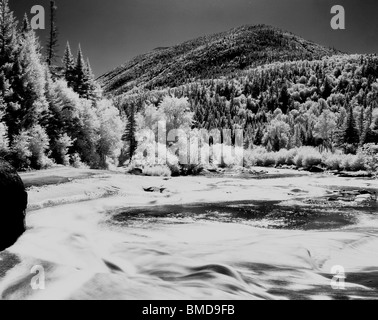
[117,54,378,160]
[0,0,123,170]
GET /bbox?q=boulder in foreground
[0,161,28,251]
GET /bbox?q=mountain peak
[99,24,340,97]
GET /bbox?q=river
[1,171,378,300]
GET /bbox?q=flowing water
[1,196,378,300]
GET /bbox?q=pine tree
[62,41,75,87]
[279,84,290,113]
[124,103,137,161]
[344,106,359,144]
[44,68,62,138]
[358,104,365,144]
[21,13,31,34]
[46,0,59,67]
[253,126,264,146]
[74,44,87,95]
[322,77,333,99]
[73,45,96,100]
[85,57,100,99]
[337,105,359,153]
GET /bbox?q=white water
[1,199,378,300]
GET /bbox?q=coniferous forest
[0,0,123,170]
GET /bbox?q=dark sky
[11,0,378,77]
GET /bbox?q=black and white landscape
[0,0,378,300]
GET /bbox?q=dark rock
[291,189,307,193]
[0,161,27,251]
[338,171,372,178]
[128,168,143,175]
[309,166,325,173]
[143,187,166,193]
[359,190,373,195]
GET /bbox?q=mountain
[98,24,340,97]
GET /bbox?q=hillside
[99,24,340,96]
[115,53,378,158]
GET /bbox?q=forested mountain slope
[116,54,378,152]
[99,24,340,96]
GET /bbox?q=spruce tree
[74,45,87,95]
[21,13,31,34]
[16,17,48,131]
[358,105,364,141]
[62,41,75,87]
[279,84,290,113]
[85,57,99,99]
[337,105,359,153]
[73,45,96,100]
[322,77,333,99]
[44,68,63,139]
[344,105,359,144]
[124,103,137,161]
[0,6,48,142]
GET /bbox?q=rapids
[1,198,378,300]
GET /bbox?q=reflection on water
[110,200,369,230]
[1,200,378,300]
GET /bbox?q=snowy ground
[1,167,378,300]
